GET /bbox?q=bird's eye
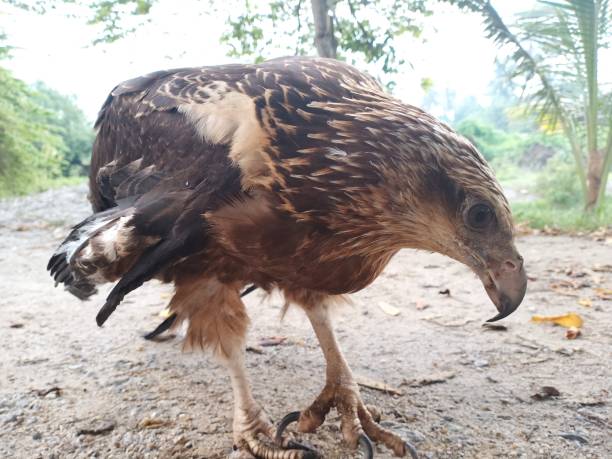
[467,203,494,230]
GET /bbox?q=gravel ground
[1,184,611,459]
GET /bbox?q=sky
[1,0,537,121]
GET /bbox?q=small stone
[32,432,42,440]
[379,420,426,443]
[174,435,187,445]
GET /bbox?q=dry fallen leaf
[565,327,581,340]
[246,345,264,354]
[34,386,62,397]
[559,433,588,445]
[77,420,116,436]
[482,323,508,332]
[258,336,287,347]
[531,386,560,401]
[577,298,592,308]
[355,375,403,396]
[592,264,612,273]
[402,371,456,387]
[378,302,401,316]
[549,280,585,297]
[139,418,171,429]
[531,312,583,329]
[594,288,612,300]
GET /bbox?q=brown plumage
[48,57,526,458]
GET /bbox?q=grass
[512,197,612,231]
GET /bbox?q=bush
[0,67,64,196]
[0,68,93,197]
[536,154,582,206]
[456,117,525,162]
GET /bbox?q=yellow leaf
[159,307,172,318]
[531,312,583,329]
[577,298,592,308]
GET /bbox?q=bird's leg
[222,328,317,459]
[170,278,314,459]
[284,304,417,458]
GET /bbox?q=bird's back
[88,57,383,212]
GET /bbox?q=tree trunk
[585,149,604,210]
[311,0,337,58]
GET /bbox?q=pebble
[2,411,21,424]
[380,420,426,443]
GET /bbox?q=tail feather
[47,207,155,301]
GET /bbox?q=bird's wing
[52,67,250,324]
[52,57,386,324]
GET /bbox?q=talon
[405,441,419,459]
[274,412,321,458]
[275,411,301,444]
[358,433,374,459]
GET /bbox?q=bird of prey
[48,57,527,458]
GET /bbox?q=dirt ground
[1,184,611,459]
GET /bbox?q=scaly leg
[224,344,317,459]
[277,303,418,458]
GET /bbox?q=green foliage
[535,153,582,206]
[80,0,430,86]
[221,1,310,60]
[87,0,155,44]
[448,0,612,208]
[0,67,64,196]
[0,66,93,197]
[31,82,94,176]
[456,118,525,162]
[220,0,429,86]
[512,197,612,231]
[0,31,10,59]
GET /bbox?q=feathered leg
[170,278,315,459]
[278,301,418,459]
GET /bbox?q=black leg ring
[358,433,374,459]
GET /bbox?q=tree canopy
[0,56,93,195]
[449,0,612,209]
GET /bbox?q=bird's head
[378,112,527,322]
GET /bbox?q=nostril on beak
[503,259,520,272]
[502,255,524,273]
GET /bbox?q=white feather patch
[178,90,270,187]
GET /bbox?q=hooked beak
[481,255,527,322]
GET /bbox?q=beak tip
[483,262,527,322]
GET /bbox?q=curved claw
[275,411,302,444]
[404,441,419,459]
[358,434,374,459]
[275,411,320,458]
